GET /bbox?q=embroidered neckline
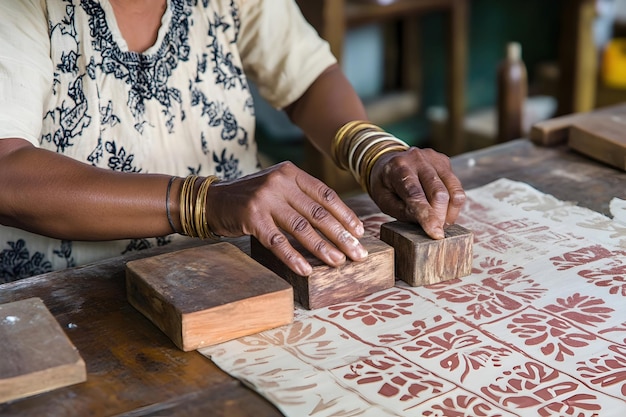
[82,0,191,129]
[83,0,191,63]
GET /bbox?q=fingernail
[340,230,361,247]
[355,222,364,236]
[330,249,346,264]
[356,244,368,259]
[297,260,313,276]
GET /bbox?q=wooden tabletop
[1,139,625,417]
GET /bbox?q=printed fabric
[202,178,626,417]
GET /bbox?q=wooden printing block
[250,235,394,310]
[380,221,473,286]
[0,297,87,403]
[126,242,294,351]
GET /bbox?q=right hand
[205,161,368,276]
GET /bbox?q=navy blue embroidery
[121,237,172,255]
[190,89,248,149]
[43,75,92,153]
[105,141,141,172]
[187,2,250,176]
[87,137,104,166]
[53,240,76,269]
[229,0,240,43]
[156,236,173,246]
[213,148,241,180]
[100,100,121,127]
[122,239,152,254]
[0,240,53,283]
[58,50,80,74]
[81,0,191,134]
[87,56,97,79]
[45,0,92,153]
[188,165,202,175]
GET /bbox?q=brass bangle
[350,133,392,180]
[195,175,221,240]
[332,120,366,166]
[362,144,410,193]
[179,175,199,236]
[332,121,381,168]
[358,141,392,180]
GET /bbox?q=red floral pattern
[202,179,626,417]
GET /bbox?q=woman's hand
[368,147,466,240]
[205,161,368,276]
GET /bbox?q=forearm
[284,63,368,158]
[0,138,176,240]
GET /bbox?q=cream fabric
[202,178,626,416]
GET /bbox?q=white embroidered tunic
[0,0,336,281]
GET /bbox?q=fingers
[398,162,449,240]
[286,172,368,264]
[256,224,314,277]
[372,148,466,240]
[295,173,365,238]
[437,168,466,225]
[211,161,368,276]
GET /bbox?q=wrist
[177,174,221,239]
[332,121,409,192]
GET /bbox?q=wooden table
[1,138,625,416]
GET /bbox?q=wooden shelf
[346,0,457,27]
[296,0,468,193]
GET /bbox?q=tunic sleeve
[0,0,53,145]
[235,0,337,110]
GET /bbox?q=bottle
[497,42,527,143]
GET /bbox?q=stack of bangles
[165,174,221,239]
[331,120,410,193]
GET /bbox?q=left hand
[368,147,466,239]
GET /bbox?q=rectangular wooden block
[569,114,626,171]
[126,242,294,351]
[250,235,395,310]
[380,221,473,286]
[0,297,86,404]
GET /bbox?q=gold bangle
[179,175,199,236]
[362,144,410,193]
[350,133,393,180]
[332,121,381,168]
[195,175,221,239]
[358,140,392,179]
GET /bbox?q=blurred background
[253,0,626,194]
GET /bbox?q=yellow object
[602,38,626,89]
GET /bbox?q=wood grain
[568,114,626,171]
[0,297,86,404]
[126,242,294,351]
[530,102,626,146]
[379,221,473,286]
[250,235,395,309]
[1,139,625,416]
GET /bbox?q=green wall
[420,0,561,112]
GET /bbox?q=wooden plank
[569,114,626,171]
[250,235,395,309]
[126,242,294,352]
[379,221,473,286]
[0,297,86,404]
[530,103,626,146]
